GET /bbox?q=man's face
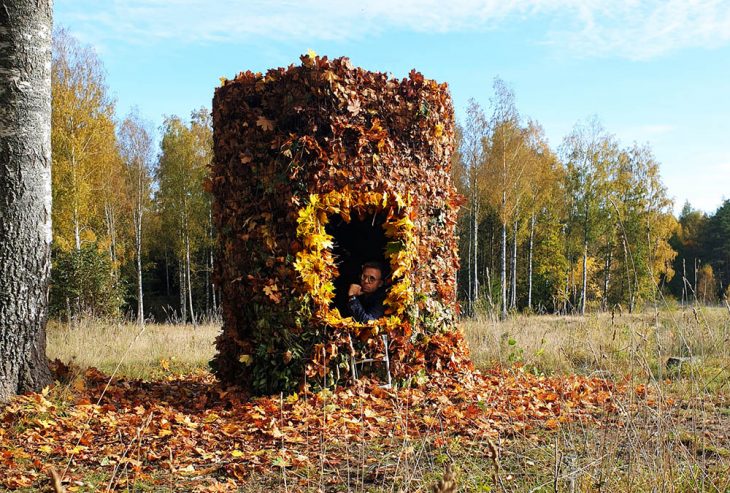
[360,267,383,294]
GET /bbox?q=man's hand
[348,284,362,297]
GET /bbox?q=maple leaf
[256,116,274,132]
[263,284,282,303]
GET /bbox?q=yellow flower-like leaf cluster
[293,188,417,331]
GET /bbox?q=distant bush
[50,244,125,320]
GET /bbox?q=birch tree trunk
[472,195,479,314]
[501,192,507,320]
[603,246,612,312]
[179,254,187,322]
[134,175,144,326]
[581,239,588,315]
[581,209,589,315]
[71,149,81,251]
[510,218,518,309]
[527,214,535,311]
[165,246,170,297]
[466,207,473,315]
[209,240,217,313]
[104,201,117,270]
[184,213,197,327]
[0,0,54,403]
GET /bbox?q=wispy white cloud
[57,0,730,59]
[548,0,730,59]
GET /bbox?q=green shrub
[50,244,125,320]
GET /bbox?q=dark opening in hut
[326,212,388,316]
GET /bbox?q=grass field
[46,319,220,380]
[35,307,730,491]
[461,307,730,492]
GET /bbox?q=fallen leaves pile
[0,365,620,490]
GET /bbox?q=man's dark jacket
[347,287,386,322]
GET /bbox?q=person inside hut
[347,261,387,322]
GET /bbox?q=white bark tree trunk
[179,252,187,322]
[581,240,588,316]
[472,195,479,314]
[71,148,81,251]
[501,192,507,320]
[0,0,54,403]
[183,209,196,327]
[134,170,144,327]
[510,218,518,309]
[603,245,612,312]
[527,214,535,311]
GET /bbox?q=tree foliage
[455,92,679,316]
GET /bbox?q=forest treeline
[452,81,730,318]
[49,31,730,324]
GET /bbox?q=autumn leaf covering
[209,54,469,394]
[0,362,620,490]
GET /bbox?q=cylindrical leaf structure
[210,55,471,394]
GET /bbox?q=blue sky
[55,0,730,215]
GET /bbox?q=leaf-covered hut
[209,54,471,394]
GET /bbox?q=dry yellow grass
[46,319,220,380]
[463,308,730,388]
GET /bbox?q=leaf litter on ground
[0,361,622,490]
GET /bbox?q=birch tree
[0,0,54,403]
[484,79,530,319]
[51,29,118,253]
[119,110,154,326]
[460,100,488,316]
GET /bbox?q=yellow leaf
[306,48,317,59]
[394,193,407,209]
[39,445,52,454]
[36,418,56,429]
[67,445,87,455]
[231,449,245,458]
[239,354,253,365]
[72,378,86,392]
[158,429,173,438]
[285,393,299,404]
